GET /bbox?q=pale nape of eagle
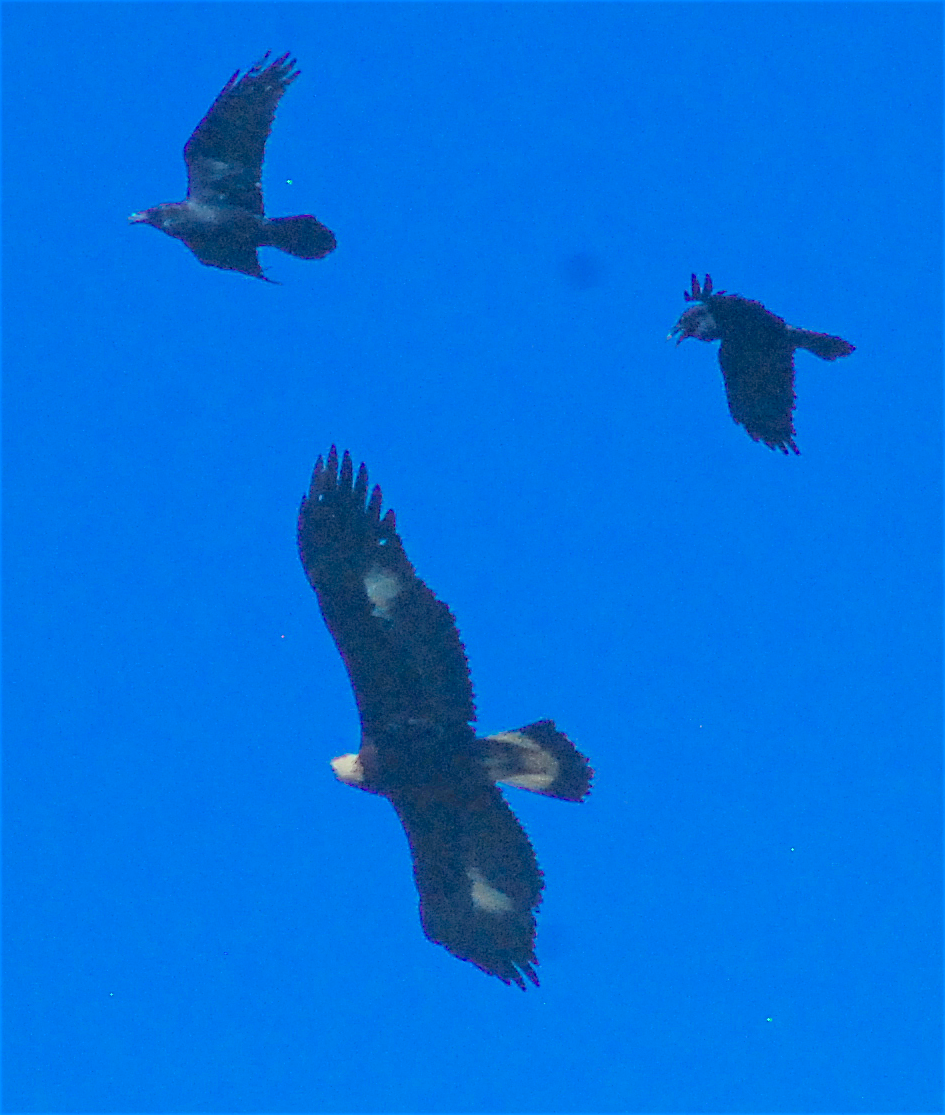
[297,447,593,989]
[129,52,336,282]
[668,274,855,454]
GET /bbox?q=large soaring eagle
[298,447,592,989]
[669,274,855,454]
[129,52,336,281]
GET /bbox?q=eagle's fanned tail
[481,721,593,802]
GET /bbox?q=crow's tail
[261,215,337,259]
[792,328,856,361]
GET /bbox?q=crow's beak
[128,212,146,223]
[667,323,683,344]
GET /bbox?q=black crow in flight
[129,52,336,282]
[669,274,855,454]
[298,447,593,989]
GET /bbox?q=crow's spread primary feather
[297,447,593,988]
[669,274,855,454]
[130,52,336,281]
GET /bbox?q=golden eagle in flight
[298,447,593,989]
[129,52,336,282]
[669,274,855,454]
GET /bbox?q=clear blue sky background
[3,3,941,1113]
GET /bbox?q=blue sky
[3,3,941,1112]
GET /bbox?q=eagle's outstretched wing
[297,447,476,736]
[391,781,543,989]
[184,51,298,214]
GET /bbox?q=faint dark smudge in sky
[561,251,605,290]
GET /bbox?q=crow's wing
[710,295,799,455]
[298,448,476,736]
[186,237,269,280]
[390,781,543,989]
[184,51,298,214]
[718,334,799,454]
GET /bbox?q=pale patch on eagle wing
[483,731,559,792]
[466,868,515,914]
[363,567,402,619]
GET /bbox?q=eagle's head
[331,742,382,794]
[331,752,364,783]
[668,273,720,345]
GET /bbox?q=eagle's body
[298,447,592,989]
[669,274,855,454]
[130,52,335,281]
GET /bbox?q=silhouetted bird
[129,52,335,282]
[669,274,855,454]
[298,447,593,989]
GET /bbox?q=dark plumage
[129,52,335,282]
[669,274,855,454]
[298,447,592,989]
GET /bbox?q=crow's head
[128,203,188,232]
[128,207,161,228]
[668,273,720,344]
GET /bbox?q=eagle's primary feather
[297,447,592,988]
[669,274,855,454]
[129,52,336,281]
